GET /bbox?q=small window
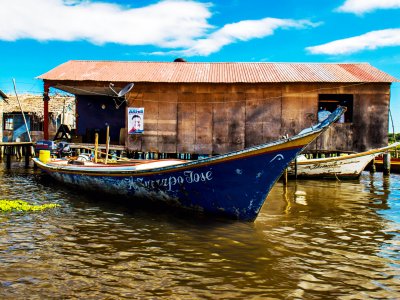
[4,117,13,130]
[30,114,43,131]
[318,94,353,123]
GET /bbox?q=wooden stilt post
[283,169,288,185]
[5,146,11,169]
[383,153,391,175]
[94,133,99,163]
[24,145,31,168]
[370,157,376,173]
[105,125,110,164]
[16,145,22,159]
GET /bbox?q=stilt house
[37,60,398,155]
[1,94,75,142]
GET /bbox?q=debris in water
[0,199,59,212]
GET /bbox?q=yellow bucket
[39,150,51,163]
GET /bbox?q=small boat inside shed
[37,60,399,159]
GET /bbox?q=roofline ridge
[66,60,371,65]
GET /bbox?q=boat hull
[288,144,400,179]
[34,146,303,221]
[33,106,347,220]
[288,153,375,179]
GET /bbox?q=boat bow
[33,106,346,221]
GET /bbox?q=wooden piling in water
[283,169,288,185]
[105,125,110,164]
[0,142,34,169]
[94,133,99,163]
[383,153,391,175]
[370,157,376,173]
[5,147,11,169]
[24,146,31,168]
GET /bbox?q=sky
[0,0,400,131]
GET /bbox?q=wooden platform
[0,142,34,168]
[374,157,400,173]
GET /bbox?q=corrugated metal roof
[37,60,399,83]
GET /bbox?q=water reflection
[0,163,399,299]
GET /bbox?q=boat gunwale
[33,141,314,177]
[33,106,347,176]
[296,143,400,165]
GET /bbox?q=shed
[2,94,75,142]
[38,60,399,154]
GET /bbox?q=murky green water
[1,161,399,299]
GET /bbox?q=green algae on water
[0,199,60,212]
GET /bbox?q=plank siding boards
[227,93,245,152]
[157,92,178,153]
[177,93,196,153]
[68,81,393,154]
[212,94,229,154]
[194,99,212,155]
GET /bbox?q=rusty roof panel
[38,61,399,83]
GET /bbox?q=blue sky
[1,0,400,131]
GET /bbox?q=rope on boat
[74,145,130,162]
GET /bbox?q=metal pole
[12,79,32,142]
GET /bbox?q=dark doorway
[76,95,126,144]
[318,94,353,123]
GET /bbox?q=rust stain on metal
[38,61,399,83]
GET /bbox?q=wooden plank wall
[311,83,390,152]
[125,82,391,154]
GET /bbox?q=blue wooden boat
[33,107,345,221]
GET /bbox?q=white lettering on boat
[270,154,284,163]
[127,170,213,191]
[304,159,358,170]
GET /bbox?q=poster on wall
[128,107,144,134]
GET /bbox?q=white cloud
[0,0,212,47]
[151,18,319,56]
[306,28,400,55]
[337,0,400,14]
[0,0,318,56]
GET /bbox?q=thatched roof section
[2,94,75,120]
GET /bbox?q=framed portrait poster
[128,107,144,134]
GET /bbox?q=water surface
[0,161,399,299]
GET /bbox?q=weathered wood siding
[124,82,390,154]
[309,83,390,152]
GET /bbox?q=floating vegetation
[0,199,60,212]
